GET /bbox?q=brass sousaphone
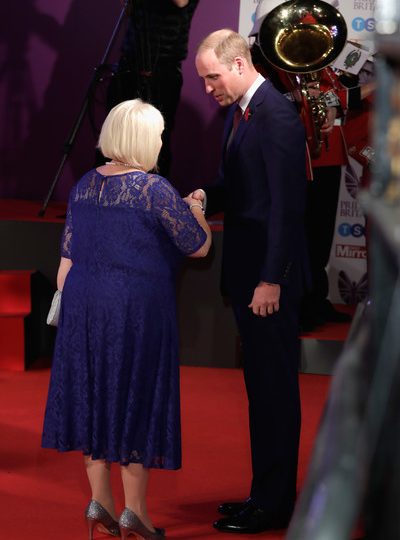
[258,0,348,158]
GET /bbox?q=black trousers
[232,290,301,518]
[106,59,183,177]
[302,165,342,315]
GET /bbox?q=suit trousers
[106,61,183,177]
[232,289,301,518]
[302,165,342,314]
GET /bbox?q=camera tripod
[38,0,130,216]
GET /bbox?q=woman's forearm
[57,257,73,290]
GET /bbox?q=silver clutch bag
[47,290,62,327]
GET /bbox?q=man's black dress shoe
[213,503,290,534]
[218,498,252,516]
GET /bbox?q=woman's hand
[57,257,73,291]
[183,195,204,212]
[183,193,211,258]
[185,189,207,212]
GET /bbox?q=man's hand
[183,194,203,210]
[248,281,280,317]
[320,106,337,135]
[306,83,337,136]
[187,189,205,202]
[185,189,207,211]
[172,0,189,7]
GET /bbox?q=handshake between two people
[183,188,207,213]
[183,188,280,318]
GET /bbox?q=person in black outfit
[107,0,199,176]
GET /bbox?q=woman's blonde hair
[98,99,165,172]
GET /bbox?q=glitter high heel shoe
[119,507,165,539]
[85,499,120,539]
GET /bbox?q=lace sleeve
[60,190,74,259]
[146,174,207,255]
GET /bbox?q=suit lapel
[225,80,271,155]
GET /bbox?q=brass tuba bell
[258,0,348,158]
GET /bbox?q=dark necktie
[232,104,243,136]
[227,105,243,148]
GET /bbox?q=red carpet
[0,366,330,540]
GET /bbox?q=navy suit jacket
[207,79,308,303]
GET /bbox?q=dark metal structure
[38,1,130,217]
[285,2,400,539]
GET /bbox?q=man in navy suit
[191,29,308,534]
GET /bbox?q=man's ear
[233,56,246,75]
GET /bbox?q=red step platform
[299,304,357,374]
[0,270,35,371]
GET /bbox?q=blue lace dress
[42,170,206,469]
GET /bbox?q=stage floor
[0,199,67,223]
[0,199,356,373]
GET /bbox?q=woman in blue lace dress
[42,99,211,539]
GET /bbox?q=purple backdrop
[0,0,240,202]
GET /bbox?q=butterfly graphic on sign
[338,270,368,304]
[345,163,361,199]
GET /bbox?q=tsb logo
[352,17,376,32]
[338,223,365,238]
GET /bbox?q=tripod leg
[38,1,130,216]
